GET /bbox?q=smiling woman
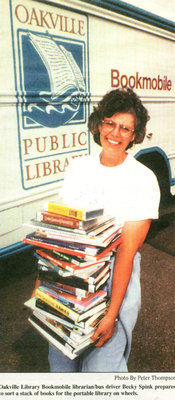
[99,113,135,167]
[44,87,160,372]
[88,88,149,149]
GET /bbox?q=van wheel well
[136,151,171,208]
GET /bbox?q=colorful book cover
[46,202,104,221]
[36,248,106,273]
[37,285,107,312]
[23,234,121,260]
[40,211,97,229]
[35,286,107,322]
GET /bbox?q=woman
[48,88,160,372]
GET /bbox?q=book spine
[42,212,81,228]
[37,258,65,275]
[88,264,110,284]
[35,288,79,322]
[38,262,72,279]
[38,269,96,292]
[95,272,110,291]
[22,237,87,258]
[47,203,84,220]
[38,251,71,270]
[77,301,106,322]
[36,249,71,266]
[40,280,89,299]
[53,251,85,266]
[37,286,78,309]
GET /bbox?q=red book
[22,236,122,260]
[41,211,96,229]
[36,248,106,272]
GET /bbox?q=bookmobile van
[1,0,175,257]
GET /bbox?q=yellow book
[35,288,79,322]
[45,202,104,221]
[35,287,107,324]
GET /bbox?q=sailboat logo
[21,32,87,128]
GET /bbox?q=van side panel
[1,0,175,255]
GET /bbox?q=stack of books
[24,202,122,359]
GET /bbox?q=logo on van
[19,32,87,128]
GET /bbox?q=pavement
[0,206,175,373]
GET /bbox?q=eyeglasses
[101,120,135,136]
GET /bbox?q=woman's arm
[31,277,40,298]
[91,218,152,347]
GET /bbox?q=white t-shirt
[60,153,160,224]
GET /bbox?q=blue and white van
[1,0,175,256]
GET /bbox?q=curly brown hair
[88,88,149,149]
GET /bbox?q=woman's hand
[91,314,116,347]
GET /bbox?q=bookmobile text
[1,374,175,398]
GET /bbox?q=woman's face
[99,112,136,163]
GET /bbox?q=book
[38,266,109,293]
[39,279,90,299]
[38,211,100,230]
[39,261,110,292]
[37,258,73,278]
[95,236,121,260]
[91,272,110,291]
[28,314,77,360]
[29,219,91,236]
[32,214,117,236]
[45,202,104,221]
[25,297,94,334]
[52,249,112,266]
[33,310,94,347]
[72,304,109,330]
[34,297,107,331]
[33,310,78,348]
[37,254,108,280]
[81,262,110,284]
[25,219,121,247]
[35,248,107,273]
[24,204,121,358]
[23,233,101,256]
[35,287,78,322]
[34,226,121,248]
[22,234,121,260]
[29,314,95,358]
[36,285,107,313]
[35,286,107,323]
[35,251,72,272]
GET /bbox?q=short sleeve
[124,169,160,221]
